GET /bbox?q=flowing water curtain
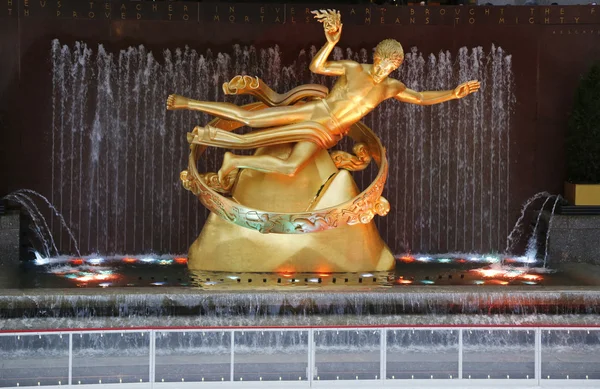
[50,40,514,255]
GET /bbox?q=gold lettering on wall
[499,17,505,23]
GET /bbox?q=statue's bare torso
[317,62,404,131]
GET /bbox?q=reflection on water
[9,254,594,290]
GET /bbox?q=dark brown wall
[2,1,600,255]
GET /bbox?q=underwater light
[70,258,84,265]
[140,257,156,263]
[88,258,104,265]
[158,259,173,265]
[227,276,239,280]
[399,256,415,262]
[174,257,188,264]
[151,282,166,286]
[522,281,537,285]
[362,273,373,277]
[421,280,435,285]
[99,283,111,288]
[123,257,137,263]
[398,279,413,284]
[308,278,319,283]
[33,252,50,266]
[520,274,542,281]
[474,280,485,285]
[473,268,505,278]
[485,256,500,263]
[516,255,537,264]
[416,256,432,262]
[437,258,452,263]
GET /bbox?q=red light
[399,256,415,263]
[520,274,542,281]
[398,279,413,284]
[318,273,330,277]
[123,257,137,263]
[457,259,467,264]
[174,257,188,264]
[486,279,509,285]
[70,258,84,265]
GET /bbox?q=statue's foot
[166,94,188,110]
[218,152,239,190]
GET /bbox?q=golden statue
[167,9,480,274]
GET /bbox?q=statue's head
[372,39,404,83]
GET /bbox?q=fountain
[0,5,597,334]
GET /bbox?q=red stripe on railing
[1,323,600,334]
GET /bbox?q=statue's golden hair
[374,39,404,67]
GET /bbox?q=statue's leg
[218,141,321,183]
[188,121,335,150]
[167,94,314,128]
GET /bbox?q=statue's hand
[453,80,481,99]
[312,9,342,44]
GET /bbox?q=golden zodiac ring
[181,108,390,235]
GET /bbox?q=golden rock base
[188,145,394,273]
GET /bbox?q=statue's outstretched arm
[309,9,345,76]
[394,80,481,106]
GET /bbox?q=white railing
[1,325,600,388]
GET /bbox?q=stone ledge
[0,211,19,230]
[542,210,600,229]
[542,211,600,265]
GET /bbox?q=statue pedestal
[188,145,394,273]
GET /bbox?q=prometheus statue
[167,9,480,273]
[168,9,480,188]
